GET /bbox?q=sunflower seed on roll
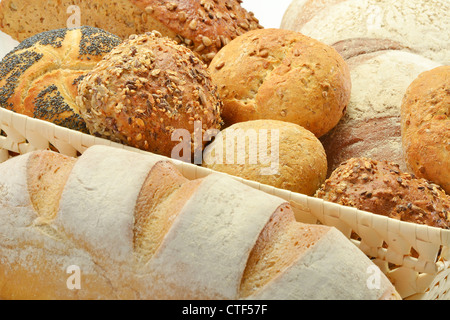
[76,31,223,158]
[315,157,450,229]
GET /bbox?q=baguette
[0,0,262,63]
[0,145,400,300]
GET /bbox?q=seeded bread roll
[401,66,450,194]
[0,0,262,64]
[208,28,351,138]
[0,26,122,133]
[202,120,328,196]
[280,0,450,65]
[315,157,450,229]
[76,31,223,158]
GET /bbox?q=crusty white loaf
[0,145,400,300]
[281,0,450,65]
[320,50,442,176]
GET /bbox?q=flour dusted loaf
[76,31,223,158]
[0,145,400,300]
[0,26,121,133]
[315,157,450,229]
[320,50,441,176]
[202,120,328,196]
[208,28,351,137]
[281,0,450,65]
[0,0,262,63]
[401,66,450,194]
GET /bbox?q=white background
[0,0,293,60]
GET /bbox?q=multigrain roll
[0,0,262,64]
[315,158,450,229]
[0,27,121,133]
[202,120,328,196]
[320,50,441,176]
[401,66,450,194]
[76,31,223,158]
[280,0,450,65]
[208,28,351,138]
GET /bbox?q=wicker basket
[1,106,450,300]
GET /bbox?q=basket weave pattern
[1,107,449,300]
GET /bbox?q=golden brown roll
[0,0,262,64]
[76,31,223,158]
[208,28,351,138]
[401,66,450,194]
[315,157,450,229]
[0,26,122,133]
[202,120,328,196]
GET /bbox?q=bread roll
[280,0,450,65]
[315,157,450,229]
[202,120,327,196]
[0,0,262,63]
[320,50,442,176]
[0,145,400,300]
[208,28,351,138]
[76,31,223,158]
[0,26,121,133]
[401,66,450,194]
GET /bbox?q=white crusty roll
[281,0,450,65]
[0,145,400,300]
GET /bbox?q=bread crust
[280,0,450,65]
[0,27,122,133]
[401,66,450,194]
[315,157,450,229]
[202,119,328,196]
[0,0,262,64]
[208,28,351,138]
[76,31,223,158]
[320,50,442,176]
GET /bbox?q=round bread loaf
[202,120,328,196]
[0,26,122,133]
[208,28,351,138]
[76,31,223,158]
[320,50,442,176]
[401,66,450,194]
[281,0,450,65]
[0,0,262,64]
[315,157,450,229]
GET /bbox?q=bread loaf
[401,66,450,194]
[0,26,122,133]
[76,31,223,158]
[202,120,328,196]
[280,0,450,65]
[0,0,262,63]
[320,50,442,176]
[208,28,351,138]
[315,157,450,230]
[0,145,400,300]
